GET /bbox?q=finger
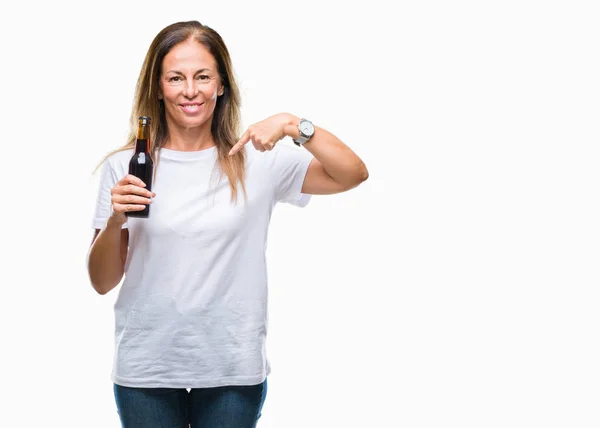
[251,139,265,152]
[249,134,266,152]
[112,194,153,206]
[118,174,146,188]
[113,202,147,214]
[113,184,154,198]
[229,130,251,155]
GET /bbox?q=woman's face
[159,39,224,132]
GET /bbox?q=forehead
[162,39,218,72]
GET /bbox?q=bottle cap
[138,116,152,125]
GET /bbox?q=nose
[183,79,198,98]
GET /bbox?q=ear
[218,85,224,97]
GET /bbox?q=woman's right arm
[87,218,129,295]
[87,174,154,295]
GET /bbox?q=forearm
[283,114,369,187]
[87,217,125,295]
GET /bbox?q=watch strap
[293,118,312,146]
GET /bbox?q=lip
[179,102,204,114]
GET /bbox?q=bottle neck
[135,139,149,153]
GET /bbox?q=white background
[0,0,598,427]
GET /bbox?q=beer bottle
[126,116,154,218]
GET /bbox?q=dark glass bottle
[126,116,154,218]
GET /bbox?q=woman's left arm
[281,114,369,195]
[229,113,369,195]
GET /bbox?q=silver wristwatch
[293,118,315,146]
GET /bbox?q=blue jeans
[113,379,267,428]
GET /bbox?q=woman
[88,20,368,428]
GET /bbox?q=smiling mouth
[180,103,204,113]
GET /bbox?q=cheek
[206,85,219,101]
[163,87,179,101]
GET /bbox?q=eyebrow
[164,68,212,75]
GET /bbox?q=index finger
[229,130,250,156]
[121,174,146,187]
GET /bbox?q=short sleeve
[92,158,128,230]
[270,144,314,207]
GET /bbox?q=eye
[196,75,210,81]
[168,76,182,82]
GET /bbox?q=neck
[135,139,148,153]
[164,121,216,151]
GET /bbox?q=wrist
[281,113,300,140]
[107,213,127,229]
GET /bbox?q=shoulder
[99,149,134,172]
[95,149,134,186]
[105,148,134,166]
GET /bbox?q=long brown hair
[96,20,246,202]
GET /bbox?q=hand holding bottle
[110,175,155,222]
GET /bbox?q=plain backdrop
[0,0,598,427]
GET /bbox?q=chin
[176,116,210,129]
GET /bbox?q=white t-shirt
[92,143,313,388]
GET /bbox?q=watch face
[300,120,314,136]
